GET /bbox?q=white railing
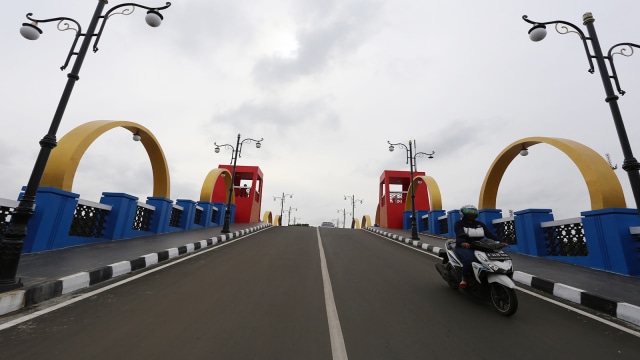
[137,201,155,210]
[78,198,112,211]
[492,216,514,224]
[541,217,582,228]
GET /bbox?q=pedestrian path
[365,227,640,327]
[0,223,271,317]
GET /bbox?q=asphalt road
[1,226,639,359]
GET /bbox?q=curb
[363,226,640,327]
[0,224,272,317]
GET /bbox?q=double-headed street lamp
[388,140,435,240]
[344,195,363,228]
[273,193,293,226]
[523,13,640,217]
[214,134,263,234]
[0,1,172,293]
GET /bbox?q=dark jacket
[454,218,499,247]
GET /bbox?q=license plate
[486,252,511,260]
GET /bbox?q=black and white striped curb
[0,224,272,317]
[513,272,640,326]
[364,226,640,327]
[364,227,446,257]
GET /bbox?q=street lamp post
[214,134,263,234]
[0,1,172,293]
[523,13,640,217]
[273,193,293,226]
[337,208,351,228]
[344,195,363,228]
[388,140,435,240]
[285,206,298,226]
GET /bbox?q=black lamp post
[523,13,640,217]
[0,0,171,293]
[388,140,435,240]
[273,193,293,226]
[214,134,263,234]
[344,195,363,229]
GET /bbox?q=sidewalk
[0,223,271,317]
[365,227,640,327]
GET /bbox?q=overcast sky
[2,0,639,227]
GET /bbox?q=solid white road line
[317,228,349,360]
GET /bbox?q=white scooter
[435,238,518,316]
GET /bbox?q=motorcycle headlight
[475,252,500,271]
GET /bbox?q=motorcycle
[435,238,518,317]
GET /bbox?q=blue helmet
[460,205,478,220]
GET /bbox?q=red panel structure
[378,170,430,229]
[217,165,264,223]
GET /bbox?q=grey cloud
[211,98,340,134]
[252,1,383,87]
[163,0,254,56]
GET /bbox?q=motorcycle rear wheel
[490,283,518,317]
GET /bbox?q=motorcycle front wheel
[490,283,518,317]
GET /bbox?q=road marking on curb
[317,228,349,360]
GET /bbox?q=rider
[454,205,506,289]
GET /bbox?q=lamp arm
[522,15,594,74]
[25,13,83,71]
[415,151,435,158]
[388,141,410,164]
[214,143,235,151]
[237,137,263,158]
[241,137,264,144]
[25,13,82,32]
[93,2,172,52]
[606,43,640,95]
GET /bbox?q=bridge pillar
[146,197,173,234]
[176,199,201,230]
[581,208,640,276]
[427,210,445,235]
[21,187,79,253]
[478,209,502,235]
[513,208,554,256]
[446,210,461,238]
[101,192,142,240]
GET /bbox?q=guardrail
[0,187,234,253]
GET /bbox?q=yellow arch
[274,214,282,226]
[479,137,626,210]
[361,215,372,228]
[41,120,170,198]
[262,211,273,224]
[200,168,233,203]
[405,175,443,211]
[351,218,361,229]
